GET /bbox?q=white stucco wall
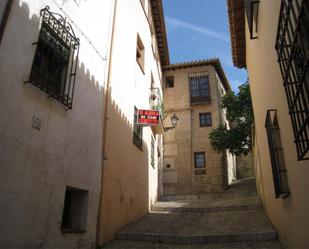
[0,0,113,248]
[97,0,163,244]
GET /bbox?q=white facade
[97,0,167,244]
[0,0,114,248]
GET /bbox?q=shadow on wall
[98,67,151,245]
[0,1,150,248]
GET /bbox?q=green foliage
[209,82,254,156]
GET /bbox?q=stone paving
[102,240,282,249]
[101,178,283,249]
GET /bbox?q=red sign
[137,109,160,125]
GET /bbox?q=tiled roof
[227,0,246,68]
[163,58,231,92]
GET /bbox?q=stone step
[152,197,262,213]
[102,240,283,249]
[116,210,277,245]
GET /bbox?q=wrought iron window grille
[275,0,309,160]
[244,0,260,39]
[133,106,143,150]
[265,110,290,199]
[24,6,80,109]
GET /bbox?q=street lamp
[164,113,179,132]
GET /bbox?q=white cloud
[165,16,229,42]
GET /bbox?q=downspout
[0,0,13,46]
[96,0,118,246]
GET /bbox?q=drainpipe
[96,0,118,246]
[0,0,13,46]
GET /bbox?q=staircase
[101,178,283,249]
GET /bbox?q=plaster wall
[0,0,113,248]
[245,0,309,248]
[96,0,163,244]
[163,65,232,195]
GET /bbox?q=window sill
[61,229,86,234]
[194,169,206,175]
[190,101,211,106]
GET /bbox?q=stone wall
[236,152,254,179]
[163,64,234,195]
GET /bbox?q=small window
[165,76,174,88]
[133,107,143,150]
[189,74,210,104]
[61,186,89,233]
[244,0,259,39]
[148,1,155,32]
[265,110,289,198]
[166,164,171,169]
[136,34,145,73]
[194,152,205,168]
[24,6,80,109]
[199,112,212,127]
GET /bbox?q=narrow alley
[1,0,308,248]
[102,178,282,249]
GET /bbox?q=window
[165,76,174,88]
[189,74,210,104]
[136,34,145,73]
[275,0,309,160]
[61,186,89,232]
[244,0,260,39]
[199,112,212,127]
[24,6,79,109]
[194,152,205,168]
[265,110,289,198]
[133,106,143,150]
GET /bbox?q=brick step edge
[115,231,277,245]
[151,203,262,213]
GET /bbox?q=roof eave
[151,0,170,66]
[163,58,231,92]
[227,0,246,68]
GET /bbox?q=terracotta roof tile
[163,58,231,92]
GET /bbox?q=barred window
[189,74,210,104]
[24,6,80,109]
[275,0,309,160]
[133,107,143,150]
[265,110,290,198]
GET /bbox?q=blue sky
[162,0,247,92]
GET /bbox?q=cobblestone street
[101,178,282,249]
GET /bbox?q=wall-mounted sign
[137,109,160,126]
